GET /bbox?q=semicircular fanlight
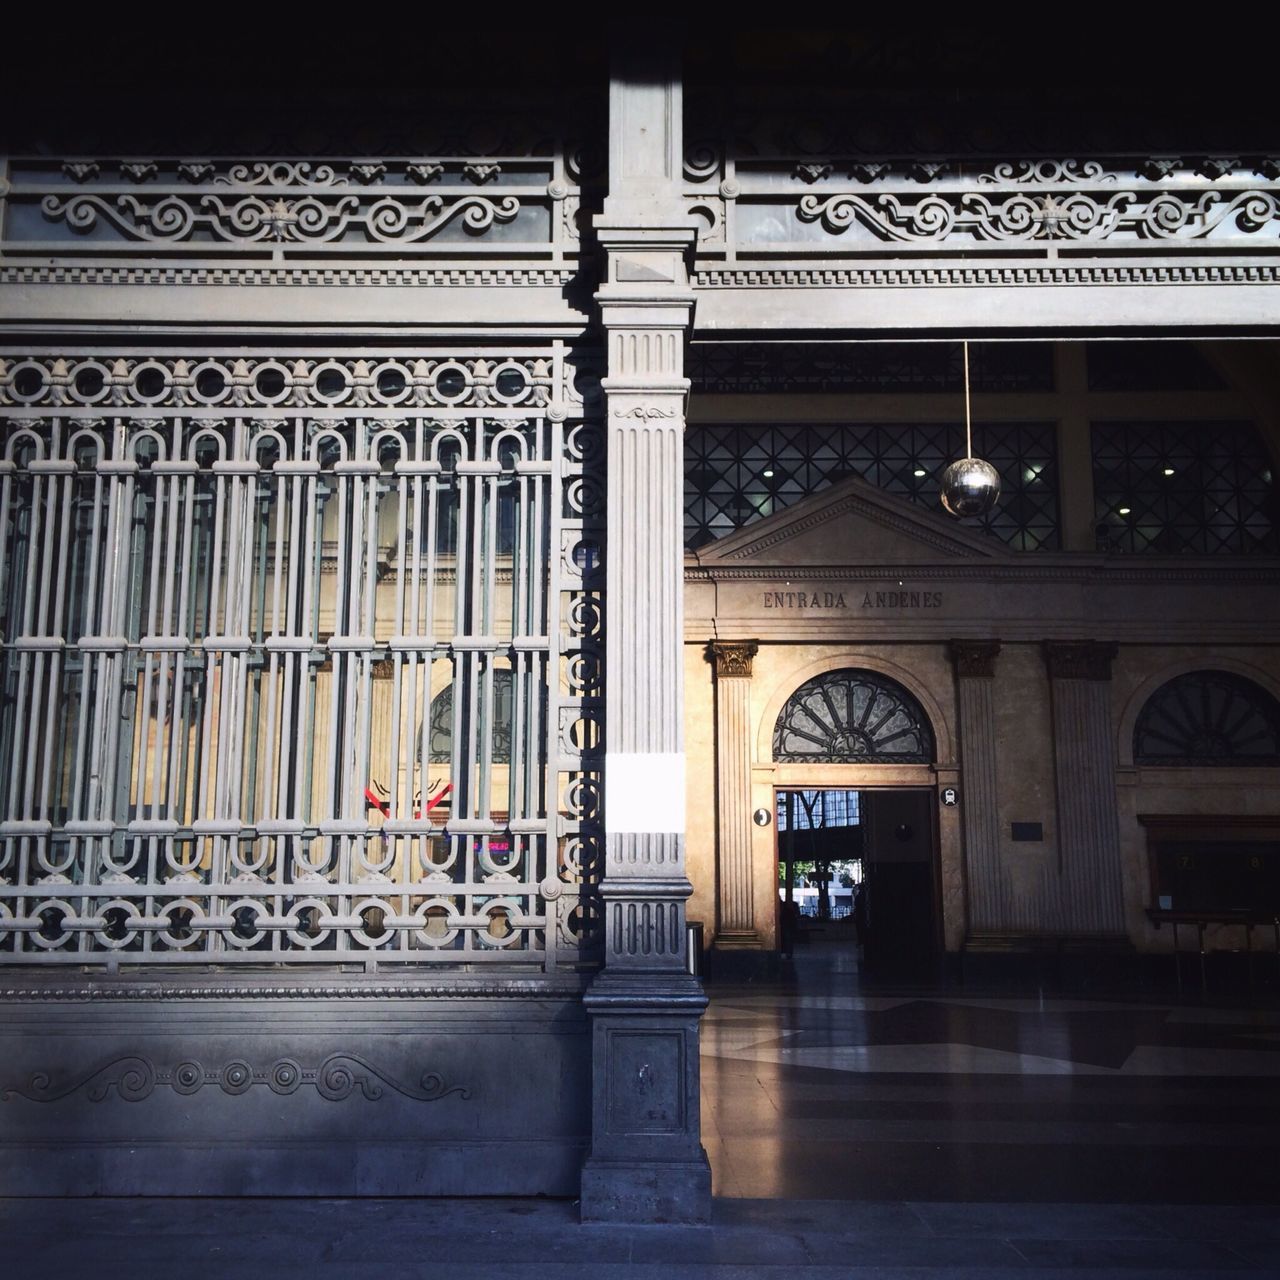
[1134,670,1280,766]
[773,668,934,764]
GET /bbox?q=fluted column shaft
[710,641,758,944]
[1045,642,1126,934]
[950,641,1007,933]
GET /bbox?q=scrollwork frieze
[40,191,522,246]
[1,1053,471,1104]
[795,187,1280,244]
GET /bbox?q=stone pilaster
[709,641,759,949]
[948,640,1008,935]
[579,53,710,1225]
[1043,641,1126,935]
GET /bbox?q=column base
[580,1154,711,1224]
[711,928,762,950]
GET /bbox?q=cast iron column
[578,53,712,1224]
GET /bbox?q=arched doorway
[772,667,942,982]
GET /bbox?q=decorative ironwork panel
[1134,671,1280,766]
[685,422,1059,551]
[688,342,1053,394]
[0,346,604,969]
[1092,421,1279,554]
[773,670,934,764]
[1,150,589,264]
[1086,341,1226,392]
[682,138,1280,261]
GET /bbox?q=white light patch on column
[606,752,686,833]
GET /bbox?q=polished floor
[701,935,1280,1205]
[7,937,1280,1277]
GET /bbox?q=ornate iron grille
[1134,671,1280,766]
[688,342,1053,394]
[0,347,603,968]
[1,153,585,265]
[685,422,1059,551]
[773,670,934,763]
[680,134,1280,261]
[1092,421,1279,554]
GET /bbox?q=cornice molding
[685,561,1280,585]
[0,264,580,289]
[0,977,592,1002]
[693,261,1280,289]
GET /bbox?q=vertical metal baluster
[545,410,565,970]
[195,423,226,952]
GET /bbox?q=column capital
[709,640,759,679]
[949,639,1001,678]
[1043,640,1118,681]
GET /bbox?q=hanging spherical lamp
[940,342,1001,519]
[941,456,1001,517]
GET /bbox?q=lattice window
[685,421,1059,551]
[776,789,861,831]
[773,670,934,763]
[1091,421,1279,554]
[1134,671,1280,767]
[688,342,1053,394]
[0,348,604,968]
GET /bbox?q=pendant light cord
[963,340,973,458]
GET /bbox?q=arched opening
[772,668,940,983]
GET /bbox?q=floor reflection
[700,939,1280,1202]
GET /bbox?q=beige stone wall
[1113,645,1280,953]
[685,639,964,953]
[685,634,1280,956]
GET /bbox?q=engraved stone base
[579,971,712,1224]
[579,1155,712,1224]
[0,986,590,1197]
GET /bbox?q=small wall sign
[940,787,958,807]
[752,807,772,827]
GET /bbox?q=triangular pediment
[690,474,1011,568]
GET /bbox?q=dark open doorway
[776,787,940,984]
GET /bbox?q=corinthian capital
[709,640,759,679]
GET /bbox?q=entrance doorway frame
[772,782,945,969]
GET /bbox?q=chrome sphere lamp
[940,341,1001,518]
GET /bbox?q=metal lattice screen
[685,421,1060,551]
[1092,420,1279,554]
[0,348,603,968]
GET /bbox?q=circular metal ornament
[940,457,1001,518]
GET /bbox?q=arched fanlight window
[429,669,514,763]
[773,668,935,763]
[1133,670,1280,766]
